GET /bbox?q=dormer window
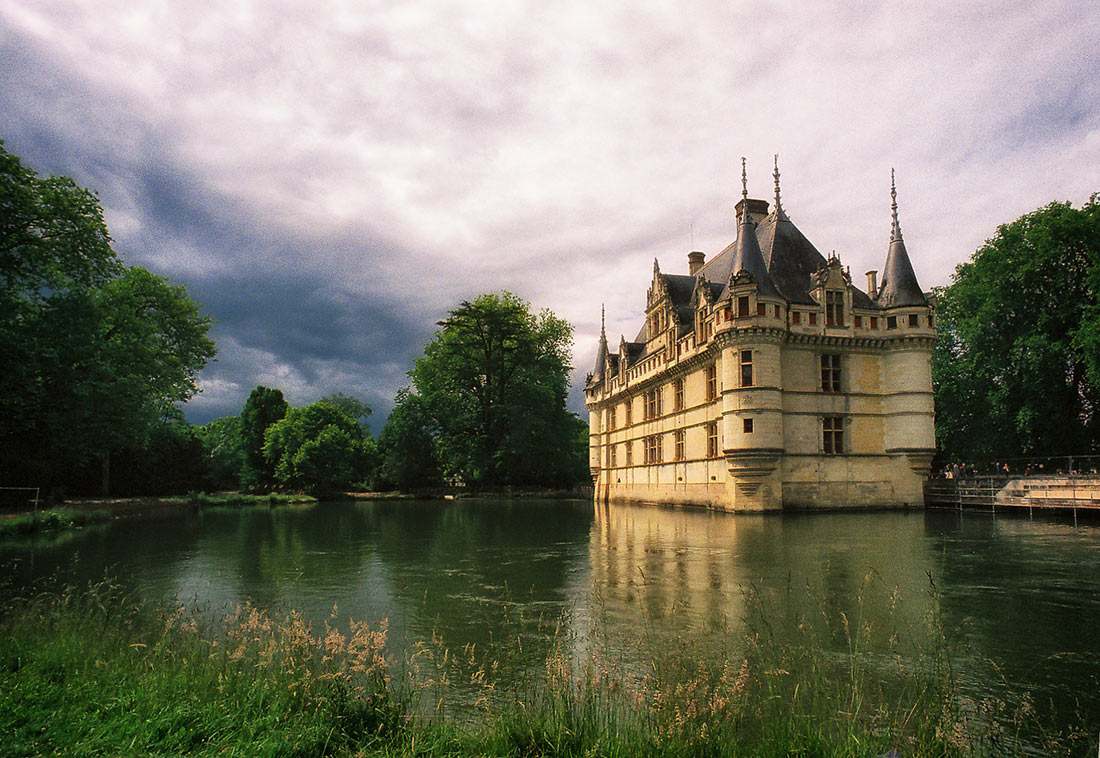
[826,291,845,326]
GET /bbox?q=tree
[263,401,376,494]
[239,386,288,489]
[932,195,1100,463]
[319,392,372,428]
[409,291,585,487]
[197,416,245,490]
[0,140,215,493]
[377,387,443,491]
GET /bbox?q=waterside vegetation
[0,578,1083,757]
[0,509,110,539]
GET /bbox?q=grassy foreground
[168,491,319,507]
[0,580,1081,757]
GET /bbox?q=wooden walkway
[925,475,1100,516]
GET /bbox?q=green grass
[0,579,1083,757]
[0,509,110,539]
[169,491,319,507]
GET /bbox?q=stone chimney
[688,251,705,275]
[866,270,878,296]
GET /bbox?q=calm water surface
[3,500,1099,733]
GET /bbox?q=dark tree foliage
[197,415,245,490]
[0,140,215,494]
[377,387,443,491]
[239,386,288,490]
[263,401,377,495]
[70,417,208,496]
[409,292,586,488]
[933,195,1100,462]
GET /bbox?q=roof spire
[740,156,748,202]
[600,303,606,337]
[890,168,902,241]
[773,154,783,215]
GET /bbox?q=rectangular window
[740,350,753,388]
[823,416,844,455]
[706,422,719,458]
[928,314,935,328]
[624,400,632,427]
[854,315,862,328]
[673,378,684,411]
[887,316,897,330]
[821,354,841,393]
[625,440,633,466]
[809,312,817,326]
[737,296,750,317]
[706,362,718,401]
[774,305,781,318]
[610,444,617,467]
[909,313,919,327]
[609,405,617,429]
[792,311,801,325]
[644,434,663,464]
[825,291,844,326]
[870,316,878,329]
[674,430,685,460]
[757,302,766,316]
[743,417,754,434]
[644,387,663,420]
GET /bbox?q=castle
[584,160,935,511]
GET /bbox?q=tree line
[0,141,588,501]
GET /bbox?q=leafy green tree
[377,387,443,491]
[933,195,1100,462]
[0,141,215,494]
[409,291,584,487]
[197,416,245,490]
[239,386,288,490]
[263,401,377,494]
[319,392,372,428]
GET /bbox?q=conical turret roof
[589,305,609,384]
[876,172,927,308]
[728,198,783,299]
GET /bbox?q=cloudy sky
[3,1,1098,430]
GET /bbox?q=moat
[3,499,1098,739]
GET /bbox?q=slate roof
[876,223,927,307]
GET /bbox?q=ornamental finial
[890,168,902,240]
[740,156,748,202]
[773,154,783,214]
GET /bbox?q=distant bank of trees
[933,194,1100,465]
[0,137,588,498]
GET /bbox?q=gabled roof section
[876,172,927,308]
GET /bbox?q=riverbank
[0,580,1080,757]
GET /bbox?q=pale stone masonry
[585,162,935,511]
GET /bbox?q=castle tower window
[887,316,898,330]
[644,434,663,464]
[792,312,801,325]
[854,315,863,328]
[808,312,817,326]
[673,378,685,411]
[826,291,845,326]
[870,316,878,329]
[743,417,754,434]
[757,302,766,316]
[706,422,719,458]
[774,305,781,318]
[821,354,842,393]
[739,350,753,388]
[706,362,719,400]
[908,313,919,327]
[928,314,935,328]
[823,416,844,455]
[674,430,685,460]
[737,296,750,317]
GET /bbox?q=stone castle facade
[584,161,935,511]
